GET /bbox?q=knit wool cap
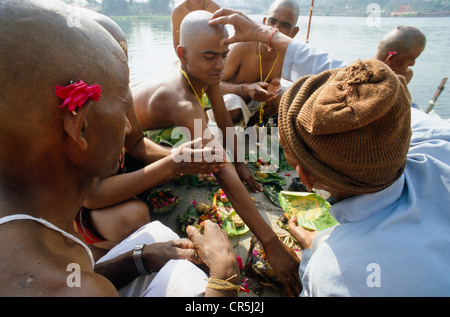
[279,59,412,195]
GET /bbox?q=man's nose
[214,58,225,71]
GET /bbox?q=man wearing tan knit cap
[279,59,412,197]
[279,59,450,296]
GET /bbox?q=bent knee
[122,199,150,230]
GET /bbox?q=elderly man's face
[264,6,299,38]
[390,45,424,75]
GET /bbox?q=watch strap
[133,244,151,276]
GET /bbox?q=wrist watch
[133,244,152,276]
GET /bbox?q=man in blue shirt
[211,9,450,296]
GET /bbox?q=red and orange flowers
[55,80,102,114]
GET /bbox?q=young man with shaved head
[133,10,302,296]
[172,0,221,51]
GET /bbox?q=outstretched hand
[235,162,262,192]
[142,239,201,273]
[171,137,225,175]
[209,8,270,46]
[245,82,279,103]
[210,8,292,54]
[263,239,302,296]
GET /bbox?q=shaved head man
[375,26,426,83]
[0,0,131,296]
[0,1,240,297]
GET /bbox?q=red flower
[55,80,102,113]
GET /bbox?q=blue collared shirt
[282,40,347,82]
[299,109,450,296]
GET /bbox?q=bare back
[222,42,283,85]
[132,69,206,132]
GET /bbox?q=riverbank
[299,10,450,17]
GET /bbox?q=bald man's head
[179,10,228,48]
[377,26,426,57]
[0,0,128,121]
[268,0,300,21]
[0,0,130,179]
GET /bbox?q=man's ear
[177,45,187,65]
[385,53,395,66]
[291,26,299,38]
[296,165,316,192]
[62,106,89,150]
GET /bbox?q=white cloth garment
[0,214,95,268]
[97,220,208,297]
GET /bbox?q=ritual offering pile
[174,173,219,187]
[177,188,249,237]
[243,234,301,287]
[146,189,181,214]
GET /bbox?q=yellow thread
[180,67,205,111]
[206,274,242,294]
[258,42,279,125]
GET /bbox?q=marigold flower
[55,80,102,114]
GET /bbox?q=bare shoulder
[0,220,118,296]
[228,42,254,61]
[171,2,189,18]
[206,0,221,12]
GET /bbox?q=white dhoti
[96,221,208,297]
[207,94,262,129]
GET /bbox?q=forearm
[124,134,171,165]
[83,156,177,209]
[219,81,246,98]
[94,250,140,291]
[258,25,292,55]
[215,164,278,246]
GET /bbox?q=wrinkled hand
[267,77,281,98]
[143,239,201,273]
[209,8,270,46]
[171,138,225,175]
[186,221,239,278]
[264,239,302,296]
[288,215,318,250]
[235,162,262,192]
[245,82,276,102]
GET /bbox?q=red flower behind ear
[55,80,102,113]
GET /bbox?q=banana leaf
[262,182,283,207]
[252,171,286,185]
[278,191,338,231]
[177,204,249,237]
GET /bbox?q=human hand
[235,162,262,192]
[142,239,201,273]
[209,8,272,46]
[267,77,281,100]
[244,82,278,103]
[186,221,239,280]
[171,137,225,175]
[288,215,318,250]
[263,238,302,296]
